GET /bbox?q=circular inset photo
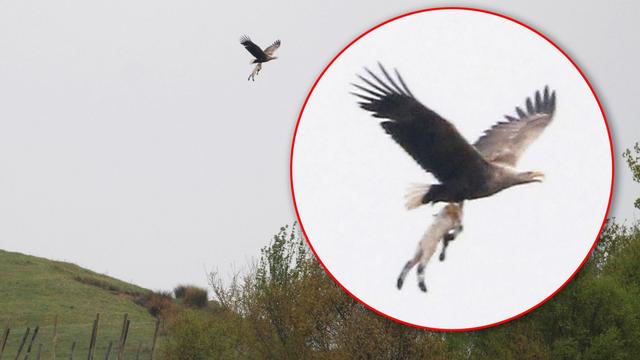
[290,8,613,330]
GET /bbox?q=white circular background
[291,9,612,329]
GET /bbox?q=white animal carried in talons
[396,202,464,292]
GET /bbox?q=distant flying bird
[240,35,281,81]
[352,64,556,209]
[397,202,464,292]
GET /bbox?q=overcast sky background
[292,9,612,329]
[0,0,638,296]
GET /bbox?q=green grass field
[0,249,159,358]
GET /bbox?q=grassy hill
[0,249,159,358]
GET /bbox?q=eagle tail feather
[404,184,431,210]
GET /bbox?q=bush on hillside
[183,286,208,308]
[174,285,208,308]
[137,290,174,317]
[174,284,188,299]
[160,309,244,359]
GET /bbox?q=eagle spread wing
[263,40,281,56]
[473,87,556,166]
[352,64,489,184]
[240,35,268,61]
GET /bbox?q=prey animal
[397,203,464,292]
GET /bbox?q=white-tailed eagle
[352,64,556,208]
[240,35,281,81]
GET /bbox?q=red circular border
[289,7,614,332]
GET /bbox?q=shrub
[174,284,188,299]
[144,290,174,317]
[160,309,243,359]
[183,286,209,308]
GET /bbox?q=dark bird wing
[473,87,556,166]
[263,40,281,56]
[352,64,490,183]
[240,35,267,61]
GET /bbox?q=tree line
[159,145,640,359]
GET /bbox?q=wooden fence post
[149,319,160,360]
[35,344,42,360]
[23,325,39,360]
[103,342,112,360]
[87,314,99,360]
[14,327,30,360]
[0,327,10,359]
[52,315,58,360]
[68,342,76,360]
[116,319,129,360]
[115,315,127,360]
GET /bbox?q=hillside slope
[0,249,158,358]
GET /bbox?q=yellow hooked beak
[531,171,545,182]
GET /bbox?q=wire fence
[0,314,160,360]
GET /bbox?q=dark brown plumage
[352,64,556,208]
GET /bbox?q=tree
[222,223,452,359]
[623,142,640,209]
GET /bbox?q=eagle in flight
[352,63,556,209]
[240,35,281,81]
[353,64,557,293]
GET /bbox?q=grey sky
[0,0,638,295]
